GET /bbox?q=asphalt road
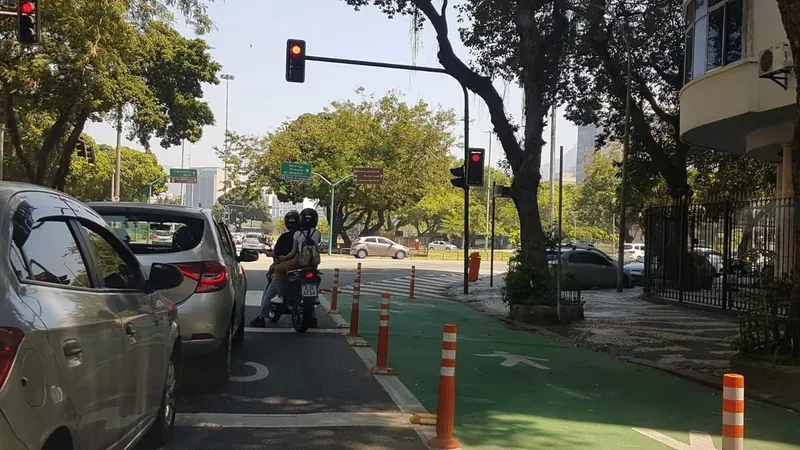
[152,257,441,450]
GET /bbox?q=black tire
[356,249,367,259]
[141,352,178,448]
[294,305,313,332]
[205,322,232,391]
[395,250,406,260]
[232,307,245,346]
[428,246,435,250]
[267,307,281,323]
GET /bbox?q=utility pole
[548,105,557,228]
[179,140,185,205]
[114,105,122,201]
[221,73,234,194]
[484,131,493,250]
[0,125,5,181]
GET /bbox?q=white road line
[244,327,345,334]
[176,411,415,429]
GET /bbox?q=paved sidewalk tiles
[330,293,800,449]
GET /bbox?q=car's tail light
[176,261,227,293]
[0,328,24,389]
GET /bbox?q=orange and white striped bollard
[370,292,394,375]
[722,373,744,450]
[357,262,362,280]
[329,268,340,314]
[428,324,460,449]
[409,265,416,299]
[348,277,361,337]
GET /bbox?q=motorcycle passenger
[270,208,322,305]
[250,210,300,328]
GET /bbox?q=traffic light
[450,165,466,189]
[86,145,96,165]
[75,137,87,157]
[17,0,40,44]
[285,39,306,83]
[466,148,485,186]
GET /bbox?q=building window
[684,0,743,84]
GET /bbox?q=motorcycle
[267,268,321,332]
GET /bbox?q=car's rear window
[100,213,204,254]
[245,233,261,239]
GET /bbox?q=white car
[623,243,645,262]
[428,240,457,250]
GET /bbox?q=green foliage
[502,249,556,307]
[0,0,218,189]
[214,189,272,231]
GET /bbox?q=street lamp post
[220,73,235,194]
[313,173,352,256]
[484,131,493,251]
[147,174,168,201]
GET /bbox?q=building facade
[182,167,225,208]
[576,125,599,183]
[679,0,796,273]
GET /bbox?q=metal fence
[643,195,792,318]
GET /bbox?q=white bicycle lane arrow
[632,428,717,450]
[473,351,551,369]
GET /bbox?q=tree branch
[411,0,524,170]
[52,110,91,191]
[2,86,35,181]
[36,113,70,184]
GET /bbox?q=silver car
[428,240,457,251]
[0,183,184,450]
[351,236,410,259]
[88,203,259,390]
[241,232,267,254]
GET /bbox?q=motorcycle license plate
[301,283,318,297]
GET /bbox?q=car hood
[624,262,644,271]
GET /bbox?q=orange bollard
[357,262,362,280]
[409,266,416,299]
[722,373,744,450]
[428,324,460,449]
[329,268,340,314]
[348,277,361,337]
[370,292,394,375]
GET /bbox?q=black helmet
[299,208,318,229]
[284,210,300,231]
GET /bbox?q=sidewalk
[330,292,799,449]
[449,278,739,378]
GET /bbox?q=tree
[576,144,620,231]
[343,0,574,306]
[776,0,800,348]
[214,189,272,231]
[65,142,168,202]
[0,0,219,190]
[229,90,457,247]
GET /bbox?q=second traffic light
[467,148,485,186]
[18,0,40,44]
[285,39,306,83]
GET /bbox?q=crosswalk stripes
[339,273,462,299]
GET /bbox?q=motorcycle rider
[250,210,300,328]
[270,208,322,306]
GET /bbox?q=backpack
[298,229,321,267]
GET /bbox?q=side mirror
[145,263,184,293]
[238,248,260,262]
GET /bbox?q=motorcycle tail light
[303,271,315,280]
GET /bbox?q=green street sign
[169,168,197,178]
[280,162,312,182]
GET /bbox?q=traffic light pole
[313,173,352,256]
[303,54,471,294]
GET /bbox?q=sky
[84,0,578,172]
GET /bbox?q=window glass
[684,31,694,84]
[9,241,27,279]
[97,212,204,254]
[724,0,743,64]
[378,238,393,245]
[215,221,235,258]
[624,244,633,250]
[585,253,609,266]
[15,220,90,287]
[685,0,695,23]
[706,6,724,70]
[82,226,139,290]
[568,252,589,264]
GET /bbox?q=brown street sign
[354,167,384,185]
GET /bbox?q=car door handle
[125,324,136,335]
[63,339,82,357]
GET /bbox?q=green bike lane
[330,294,800,449]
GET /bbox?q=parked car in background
[428,240,457,251]
[0,183,184,450]
[548,247,631,289]
[350,236,410,259]
[88,202,259,390]
[623,242,645,263]
[624,255,645,286]
[242,232,268,254]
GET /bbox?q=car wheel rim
[163,361,176,427]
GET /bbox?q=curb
[449,289,800,414]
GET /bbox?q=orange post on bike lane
[348,276,361,337]
[428,323,460,449]
[722,373,744,450]
[329,268,340,314]
[370,292,394,375]
[409,265,416,299]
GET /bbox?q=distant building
[182,167,225,208]
[576,124,599,183]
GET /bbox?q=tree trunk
[777,0,800,351]
[52,112,90,191]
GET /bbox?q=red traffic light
[20,2,34,14]
[471,154,481,162]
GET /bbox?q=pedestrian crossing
[340,273,463,299]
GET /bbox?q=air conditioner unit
[759,42,793,77]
